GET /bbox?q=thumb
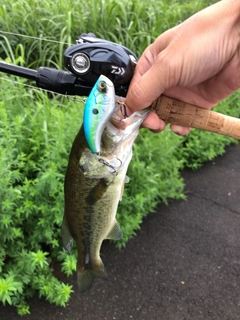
[125,49,176,112]
[125,67,165,112]
[125,26,183,112]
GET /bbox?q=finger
[141,111,166,132]
[130,28,176,87]
[126,57,175,111]
[126,29,178,111]
[170,124,191,136]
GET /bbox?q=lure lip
[83,75,116,154]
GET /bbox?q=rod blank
[0,62,37,80]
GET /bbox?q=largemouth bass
[62,75,148,293]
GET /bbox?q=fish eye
[92,108,99,115]
[98,81,107,92]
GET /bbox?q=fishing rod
[1,31,240,139]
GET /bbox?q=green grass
[0,0,237,315]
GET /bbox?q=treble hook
[97,156,122,175]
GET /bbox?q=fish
[61,75,149,293]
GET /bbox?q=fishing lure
[83,74,116,155]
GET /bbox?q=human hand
[125,0,240,135]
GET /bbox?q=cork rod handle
[151,95,240,139]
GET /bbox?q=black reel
[64,33,138,96]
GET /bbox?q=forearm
[191,0,240,40]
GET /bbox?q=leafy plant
[0,79,80,314]
[176,92,240,169]
[116,127,186,247]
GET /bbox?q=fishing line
[0,31,85,103]
[0,76,87,104]
[0,30,72,45]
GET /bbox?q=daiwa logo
[111,66,125,75]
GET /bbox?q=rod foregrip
[151,95,240,139]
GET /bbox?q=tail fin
[77,260,108,293]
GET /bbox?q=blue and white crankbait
[83,75,116,154]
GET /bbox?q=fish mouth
[110,97,149,131]
[110,97,132,130]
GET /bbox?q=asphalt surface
[1,143,240,320]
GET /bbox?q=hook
[97,156,122,175]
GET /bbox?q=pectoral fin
[61,214,74,254]
[119,175,129,201]
[105,220,123,240]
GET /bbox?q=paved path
[1,144,240,320]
